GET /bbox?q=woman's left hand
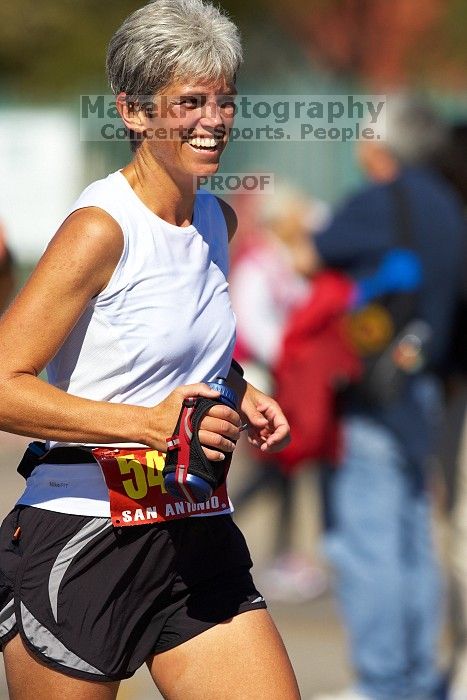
[226,368,290,452]
[240,383,291,452]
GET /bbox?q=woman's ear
[116,92,147,136]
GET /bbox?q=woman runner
[0,1,300,698]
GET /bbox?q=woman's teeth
[188,137,217,149]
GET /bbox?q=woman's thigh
[147,609,300,700]
[3,635,120,700]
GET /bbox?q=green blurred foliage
[0,0,264,98]
[442,0,467,63]
[0,1,142,97]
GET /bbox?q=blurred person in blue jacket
[309,97,465,700]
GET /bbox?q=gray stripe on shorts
[21,602,104,675]
[0,599,16,638]
[48,517,112,622]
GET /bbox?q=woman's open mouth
[186,136,222,153]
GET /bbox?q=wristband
[230,358,244,377]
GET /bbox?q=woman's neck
[121,150,196,228]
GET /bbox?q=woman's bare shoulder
[42,206,124,295]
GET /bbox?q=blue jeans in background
[321,416,442,700]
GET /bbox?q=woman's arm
[0,208,238,456]
[221,202,291,452]
[0,207,148,444]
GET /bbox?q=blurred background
[1,0,466,264]
[1,1,467,699]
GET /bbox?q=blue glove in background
[354,248,423,308]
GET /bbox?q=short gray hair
[384,95,448,166]
[107,0,243,98]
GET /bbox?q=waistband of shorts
[44,447,96,464]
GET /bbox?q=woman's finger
[201,446,226,462]
[204,403,242,427]
[198,429,236,454]
[199,416,240,440]
[175,383,221,400]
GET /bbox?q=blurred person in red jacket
[230,185,330,602]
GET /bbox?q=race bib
[92,447,231,527]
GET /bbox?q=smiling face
[137,77,237,180]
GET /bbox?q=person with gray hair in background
[307,97,465,700]
[0,1,300,698]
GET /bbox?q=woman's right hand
[148,383,242,461]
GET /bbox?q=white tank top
[17,170,236,517]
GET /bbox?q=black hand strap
[163,397,233,502]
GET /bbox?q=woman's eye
[180,97,203,108]
[220,100,236,112]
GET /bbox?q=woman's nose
[199,100,225,128]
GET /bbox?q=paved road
[0,432,353,699]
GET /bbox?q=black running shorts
[0,506,266,682]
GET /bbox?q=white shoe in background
[257,553,328,603]
[313,689,440,700]
[312,689,373,700]
[449,690,467,700]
